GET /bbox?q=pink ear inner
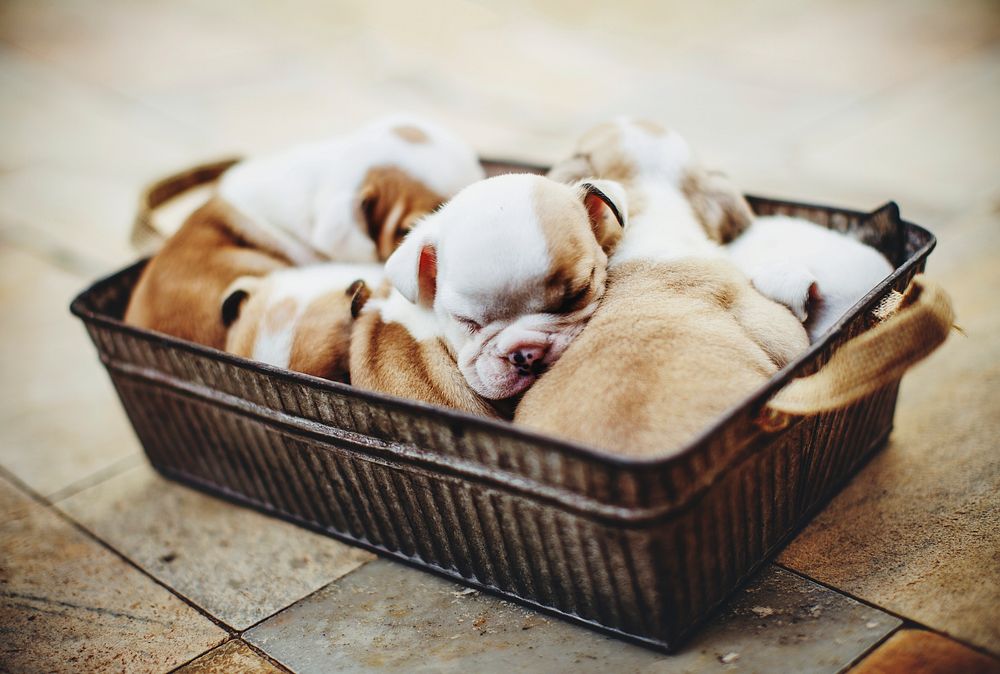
[584,192,607,225]
[417,244,437,307]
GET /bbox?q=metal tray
[70,159,937,651]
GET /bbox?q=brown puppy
[221,264,382,382]
[515,259,807,456]
[350,283,500,419]
[125,198,289,349]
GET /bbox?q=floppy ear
[347,279,372,319]
[383,222,438,308]
[577,179,628,255]
[220,276,262,327]
[682,169,754,243]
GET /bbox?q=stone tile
[58,463,375,630]
[0,165,137,272]
[0,44,197,176]
[780,199,1000,655]
[176,639,285,674]
[791,46,1000,216]
[245,559,899,673]
[0,474,226,673]
[849,629,1000,674]
[0,246,140,498]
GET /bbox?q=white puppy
[382,173,627,400]
[219,114,485,264]
[727,215,894,341]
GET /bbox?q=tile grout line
[237,556,376,637]
[46,453,145,504]
[836,624,902,674]
[162,637,295,674]
[0,465,238,637]
[775,562,1000,661]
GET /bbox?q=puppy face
[384,174,626,400]
[357,166,446,261]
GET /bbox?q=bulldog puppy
[515,120,808,458]
[219,114,485,264]
[381,173,628,401]
[547,116,753,255]
[727,215,894,341]
[125,115,481,349]
[221,264,383,382]
[350,284,501,418]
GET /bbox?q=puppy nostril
[513,352,525,365]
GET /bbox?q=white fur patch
[370,288,443,342]
[219,115,484,264]
[727,215,894,340]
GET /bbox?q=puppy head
[385,173,626,400]
[551,117,752,242]
[357,166,446,261]
[311,115,486,262]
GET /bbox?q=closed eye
[554,267,596,313]
[455,316,483,334]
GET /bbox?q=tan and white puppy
[547,116,753,256]
[221,264,383,382]
[219,114,485,264]
[727,215,894,341]
[126,115,481,349]
[350,284,501,418]
[515,120,808,457]
[382,173,628,401]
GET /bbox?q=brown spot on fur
[393,125,430,143]
[532,180,609,311]
[681,170,754,244]
[358,166,445,261]
[634,119,667,136]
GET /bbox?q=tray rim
[70,189,936,471]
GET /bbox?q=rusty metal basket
[70,159,946,651]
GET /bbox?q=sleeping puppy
[218,114,486,263]
[515,120,808,458]
[125,115,482,349]
[350,283,502,418]
[379,173,628,401]
[221,264,382,382]
[727,215,894,341]
[547,116,753,254]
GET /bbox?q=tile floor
[0,1,998,672]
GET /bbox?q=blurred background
[1,1,997,672]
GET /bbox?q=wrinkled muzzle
[458,313,591,400]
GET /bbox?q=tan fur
[515,259,808,458]
[124,198,290,349]
[358,166,445,261]
[393,125,430,143]
[287,290,356,382]
[350,287,500,418]
[533,181,610,310]
[681,170,754,244]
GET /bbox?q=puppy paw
[749,264,820,322]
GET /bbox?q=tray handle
[131,157,242,254]
[758,275,955,431]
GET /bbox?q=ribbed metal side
[71,196,936,651]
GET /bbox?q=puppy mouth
[514,359,548,378]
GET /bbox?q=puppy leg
[731,284,811,368]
